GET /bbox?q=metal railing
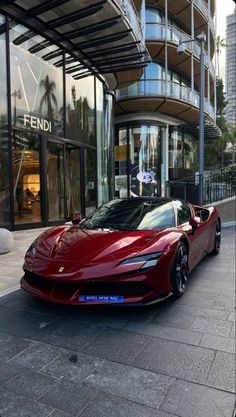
[116,79,215,119]
[115,0,144,41]
[166,165,236,205]
[145,23,215,76]
[193,0,215,35]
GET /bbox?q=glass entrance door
[13,130,41,225]
[46,141,65,222]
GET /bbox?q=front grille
[23,270,152,297]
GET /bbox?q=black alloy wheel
[210,219,221,255]
[171,242,189,297]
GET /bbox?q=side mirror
[71,214,82,224]
[189,216,200,234]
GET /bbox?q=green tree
[216,36,227,78]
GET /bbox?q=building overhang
[178,121,222,139]
[0,0,150,89]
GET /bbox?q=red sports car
[21,197,221,305]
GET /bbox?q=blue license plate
[79,295,124,303]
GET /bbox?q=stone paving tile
[79,392,176,417]
[230,325,235,338]
[82,328,152,364]
[200,333,236,353]
[212,295,236,311]
[0,386,53,417]
[189,282,234,297]
[0,332,33,361]
[0,310,55,338]
[8,341,65,371]
[174,289,217,309]
[149,310,195,330]
[50,411,74,417]
[4,368,59,400]
[190,317,233,337]
[0,305,16,318]
[42,351,105,383]
[154,303,230,321]
[39,380,98,416]
[206,351,236,393]
[228,312,235,322]
[0,361,24,386]
[124,321,202,345]
[83,360,174,409]
[131,338,215,384]
[160,379,235,417]
[30,319,105,350]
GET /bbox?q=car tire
[171,242,189,297]
[210,219,221,256]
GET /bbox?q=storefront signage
[23,114,52,133]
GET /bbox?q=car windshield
[80,199,175,231]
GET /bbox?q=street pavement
[0,226,235,417]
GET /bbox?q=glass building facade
[0,15,114,229]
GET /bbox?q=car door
[175,200,205,270]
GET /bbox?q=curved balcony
[145,23,215,77]
[147,0,215,56]
[116,80,214,122]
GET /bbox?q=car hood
[33,225,168,264]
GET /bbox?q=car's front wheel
[171,242,189,297]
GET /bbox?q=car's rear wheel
[210,219,221,255]
[171,242,188,297]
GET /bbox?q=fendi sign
[23,114,52,132]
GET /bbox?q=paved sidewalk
[0,227,235,417]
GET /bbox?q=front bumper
[21,269,161,305]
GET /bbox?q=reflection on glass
[129,125,161,197]
[47,142,64,221]
[96,78,108,206]
[13,131,41,224]
[84,149,96,216]
[9,21,63,136]
[65,147,81,218]
[66,67,95,145]
[0,14,10,226]
[115,128,128,198]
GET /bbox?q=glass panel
[65,146,81,218]
[47,142,65,221]
[129,125,161,197]
[65,63,95,145]
[96,78,108,206]
[9,21,63,136]
[84,148,96,216]
[13,131,41,224]
[0,14,10,226]
[115,128,128,198]
[146,8,163,23]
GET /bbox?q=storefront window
[96,78,108,206]
[13,131,41,225]
[9,22,63,136]
[65,59,95,145]
[84,148,96,216]
[129,125,161,196]
[169,128,198,179]
[0,14,10,226]
[115,128,128,198]
[47,142,65,221]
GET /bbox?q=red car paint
[21,198,220,305]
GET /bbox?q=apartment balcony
[0,0,149,89]
[145,24,214,97]
[116,80,214,123]
[147,0,215,56]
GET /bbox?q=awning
[0,0,150,87]
[178,120,222,139]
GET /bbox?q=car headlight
[26,244,36,256]
[121,252,163,270]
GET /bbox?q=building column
[161,124,169,197]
